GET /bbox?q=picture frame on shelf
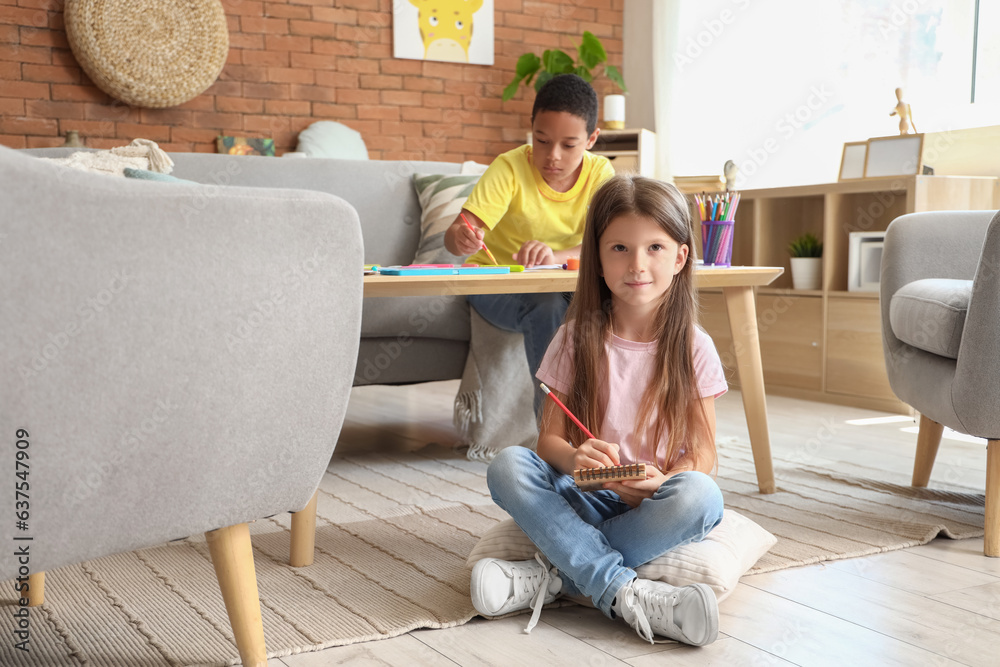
[216,135,275,156]
[838,141,868,181]
[864,134,924,178]
[847,231,886,292]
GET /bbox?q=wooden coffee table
[365,265,783,493]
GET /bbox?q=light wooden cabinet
[826,296,894,401]
[590,128,656,177]
[702,292,823,392]
[695,175,999,413]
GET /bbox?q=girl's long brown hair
[562,175,715,473]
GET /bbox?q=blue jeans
[467,292,572,415]
[486,446,724,618]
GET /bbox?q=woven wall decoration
[64,0,229,109]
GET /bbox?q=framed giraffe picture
[393,0,494,65]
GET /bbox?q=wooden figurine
[890,87,917,135]
[723,160,738,190]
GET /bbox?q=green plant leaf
[534,70,555,92]
[573,66,593,83]
[542,49,575,74]
[515,52,541,79]
[501,79,522,102]
[787,233,823,257]
[605,65,627,93]
[578,31,607,69]
[501,32,627,101]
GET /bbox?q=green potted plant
[788,232,823,290]
[502,32,627,119]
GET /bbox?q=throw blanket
[454,309,539,461]
[40,138,174,176]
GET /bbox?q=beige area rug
[0,438,986,666]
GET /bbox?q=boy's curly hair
[531,74,599,134]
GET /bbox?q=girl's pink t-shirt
[536,324,728,470]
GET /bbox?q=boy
[444,74,615,411]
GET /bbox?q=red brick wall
[0,0,623,163]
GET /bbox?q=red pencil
[539,382,595,440]
[460,212,499,266]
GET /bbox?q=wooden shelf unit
[591,128,656,177]
[525,127,656,177]
[695,175,999,413]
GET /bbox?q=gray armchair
[0,146,364,663]
[881,209,1000,556]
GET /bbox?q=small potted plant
[788,232,823,290]
[502,32,627,126]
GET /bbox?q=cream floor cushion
[467,510,776,602]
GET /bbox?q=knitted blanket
[454,309,538,461]
[40,138,174,176]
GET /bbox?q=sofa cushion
[412,173,481,265]
[890,278,972,359]
[165,154,463,267]
[296,121,369,160]
[355,337,469,385]
[361,294,470,341]
[22,150,465,268]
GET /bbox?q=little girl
[470,175,728,646]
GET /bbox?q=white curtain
[650,0,682,181]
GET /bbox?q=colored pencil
[539,382,595,440]
[460,212,499,266]
[696,191,741,222]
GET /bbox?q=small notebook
[573,463,647,491]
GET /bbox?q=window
[973,0,1000,103]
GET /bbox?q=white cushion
[460,160,489,175]
[466,510,776,602]
[411,173,481,265]
[295,121,368,160]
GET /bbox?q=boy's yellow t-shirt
[462,144,615,266]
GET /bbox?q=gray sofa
[23,147,473,387]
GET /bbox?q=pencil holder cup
[701,220,734,267]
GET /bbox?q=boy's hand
[573,439,620,471]
[445,211,486,256]
[456,223,485,256]
[513,240,555,268]
[605,468,669,508]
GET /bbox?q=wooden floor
[269,380,1000,667]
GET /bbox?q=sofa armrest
[881,210,995,354]
[953,211,1000,437]
[1,146,364,575]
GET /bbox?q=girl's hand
[605,468,671,509]
[574,439,620,470]
[513,240,555,268]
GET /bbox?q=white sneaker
[618,579,719,646]
[470,553,562,633]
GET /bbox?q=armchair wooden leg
[26,572,44,607]
[986,440,1000,557]
[912,414,944,487]
[289,490,318,567]
[205,523,268,667]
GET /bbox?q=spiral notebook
[573,463,647,491]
